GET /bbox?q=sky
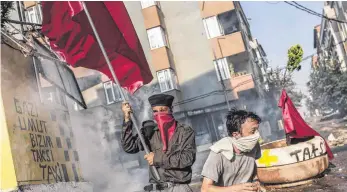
[241,1,324,113]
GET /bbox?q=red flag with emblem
[278,89,334,160]
[41,1,153,94]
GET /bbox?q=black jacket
[121,120,196,184]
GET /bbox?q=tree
[1,1,14,29]
[287,44,304,72]
[267,67,304,107]
[307,61,347,116]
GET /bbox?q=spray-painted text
[289,142,325,162]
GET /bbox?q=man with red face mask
[121,94,196,192]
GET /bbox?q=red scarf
[154,112,177,151]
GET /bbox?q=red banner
[278,89,334,160]
[42,1,153,94]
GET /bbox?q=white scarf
[210,132,260,161]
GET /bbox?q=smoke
[68,84,161,192]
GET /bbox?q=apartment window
[217,10,240,36]
[203,16,223,39]
[157,69,178,92]
[203,10,240,39]
[213,58,232,81]
[25,5,42,24]
[141,0,156,9]
[103,81,122,105]
[147,27,167,50]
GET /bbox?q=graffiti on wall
[12,97,80,183]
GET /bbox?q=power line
[173,78,257,106]
[284,1,347,24]
[300,38,347,65]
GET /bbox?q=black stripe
[72,163,79,182]
[61,164,70,182]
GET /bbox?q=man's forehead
[152,106,169,109]
[245,118,259,125]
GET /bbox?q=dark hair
[225,108,261,136]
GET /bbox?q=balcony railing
[229,73,255,99]
[211,31,246,59]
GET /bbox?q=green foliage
[307,63,347,115]
[267,68,304,107]
[287,44,304,72]
[1,1,14,29]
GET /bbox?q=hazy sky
[241,1,324,112]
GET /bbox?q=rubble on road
[328,134,347,147]
[326,129,347,147]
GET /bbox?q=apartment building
[133,1,270,142]
[313,1,347,71]
[13,1,278,171]
[19,0,272,141]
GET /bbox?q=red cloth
[153,113,177,152]
[278,89,334,160]
[41,1,153,94]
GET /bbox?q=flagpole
[81,2,161,180]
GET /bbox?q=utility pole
[215,38,231,111]
[213,51,231,111]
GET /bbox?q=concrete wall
[159,1,227,110]
[1,37,84,191]
[124,1,157,83]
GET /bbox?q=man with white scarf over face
[201,109,263,192]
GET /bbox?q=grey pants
[151,184,193,192]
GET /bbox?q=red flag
[278,89,334,160]
[41,1,153,94]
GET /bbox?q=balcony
[199,1,235,18]
[142,5,163,29]
[211,31,246,59]
[151,47,172,71]
[229,73,255,99]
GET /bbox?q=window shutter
[35,5,42,24]
[214,58,230,81]
[147,27,166,50]
[147,28,157,49]
[157,69,178,92]
[104,81,115,104]
[113,83,122,102]
[221,58,231,79]
[164,70,172,90]
[203,16,222,39]
[159,28,167,47]
[161,71,168,92]
[170,70,178,90]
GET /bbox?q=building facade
[313,1,347,71]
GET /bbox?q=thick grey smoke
[68,84,161,192]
